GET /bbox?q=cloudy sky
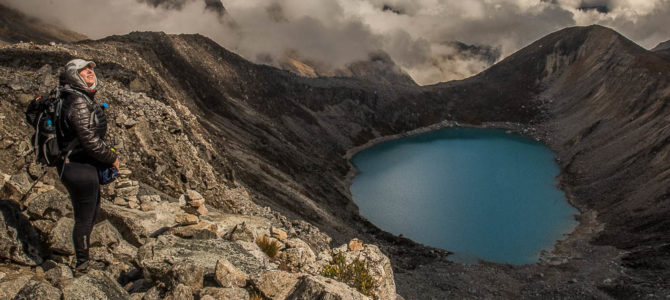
[4,0,670,85]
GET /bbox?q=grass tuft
[320,252,376,297]
[256,235,280,259]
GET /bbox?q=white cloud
[3,0,669,85]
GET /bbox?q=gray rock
[215,258,249,288]
[286,275,371,300]
[101,201,181,246]
[138,235,265,287]
[90,220,123,248]
[116,185,140,198]
[200,287,250,300]
[13,280,62,300]
[255,270,300,300]
[24,189,71,221]
[0,172,31,204]
[164,283,194,300]
[0,275,32,299]
[0,201,45,265]
[167,262,204,291]
[61,270,129,300]
[337,243,396,300]
[225,222,256,242]
[142,286,162,300]
[48,217,75,255]
[112,240,138,263]
[281,238,316,271]
[175,213,199,225]
[44,263,74,288]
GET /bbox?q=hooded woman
[57,58,119,274]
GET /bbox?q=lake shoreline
[343,120,603,266]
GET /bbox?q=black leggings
[60,161,100,266]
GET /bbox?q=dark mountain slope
[0,4,86,45]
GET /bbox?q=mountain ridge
[1,19,669,298]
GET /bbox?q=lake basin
[350,127,579,265]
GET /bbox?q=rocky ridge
[0,43,398,299]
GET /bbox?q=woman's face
[78,67,96,87]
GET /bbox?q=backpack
[24,87,79,167]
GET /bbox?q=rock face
[0,200,45,265]
[287,275,370,300]
[14,280,62,300]
[0,11,669,299]
[137,235,265,285]
[61,270,129,300]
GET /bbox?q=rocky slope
[0,39,398,299]
[0,13,669,300]
[0,5,87,45]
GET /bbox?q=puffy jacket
[58,61,116,166]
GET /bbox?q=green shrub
[256,235,280,259]
[320,253,376,297]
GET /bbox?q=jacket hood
[60,59,98,91]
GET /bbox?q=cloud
[4,0,670,85]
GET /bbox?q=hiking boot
[73,260,106,277]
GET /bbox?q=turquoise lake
[350,127,579,265]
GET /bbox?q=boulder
[164,284,194,300]
[23,189,71,221]
[101,201,181,246]
[167,222,218,239]
[90,220,122,248]
[0,172,31,204]
[138,194,160,203]
[139,201,156,212]
[271,226,288,242]
[215,258,249,288]
[175,213,199,225]
[181,203,208,216]
[112,240,138,263]
[115,185,139,198]
[13,280,62,300]
[0,201,45,265]
[186,189,204,203]
[254,270,301,300]
[225,222,256,242]
[48,217,75,255]
[113,197,127,206]
[0,275,32,299]
[280,238,316,271]
[336,243,396,300]
[137,235,264,287]
[61,270,129,300]
[167,262,204,291]
[286,275,370,300]
[200,287,249,300]
[348,238,364,252]
[44,263,74,288]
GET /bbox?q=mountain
[0,4,87,45]
[0,6,669,298]
[652,40,670,51]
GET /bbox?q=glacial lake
[350,127,579,265]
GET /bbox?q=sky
[4,0,670,85]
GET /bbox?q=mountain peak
[652,40,670,52]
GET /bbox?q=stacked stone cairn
[111,168,160,212]
[169,189,218,239]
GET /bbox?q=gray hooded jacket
[58,59,116,166]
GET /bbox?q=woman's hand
[112,158,120,172]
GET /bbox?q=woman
[57,58,119,274]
